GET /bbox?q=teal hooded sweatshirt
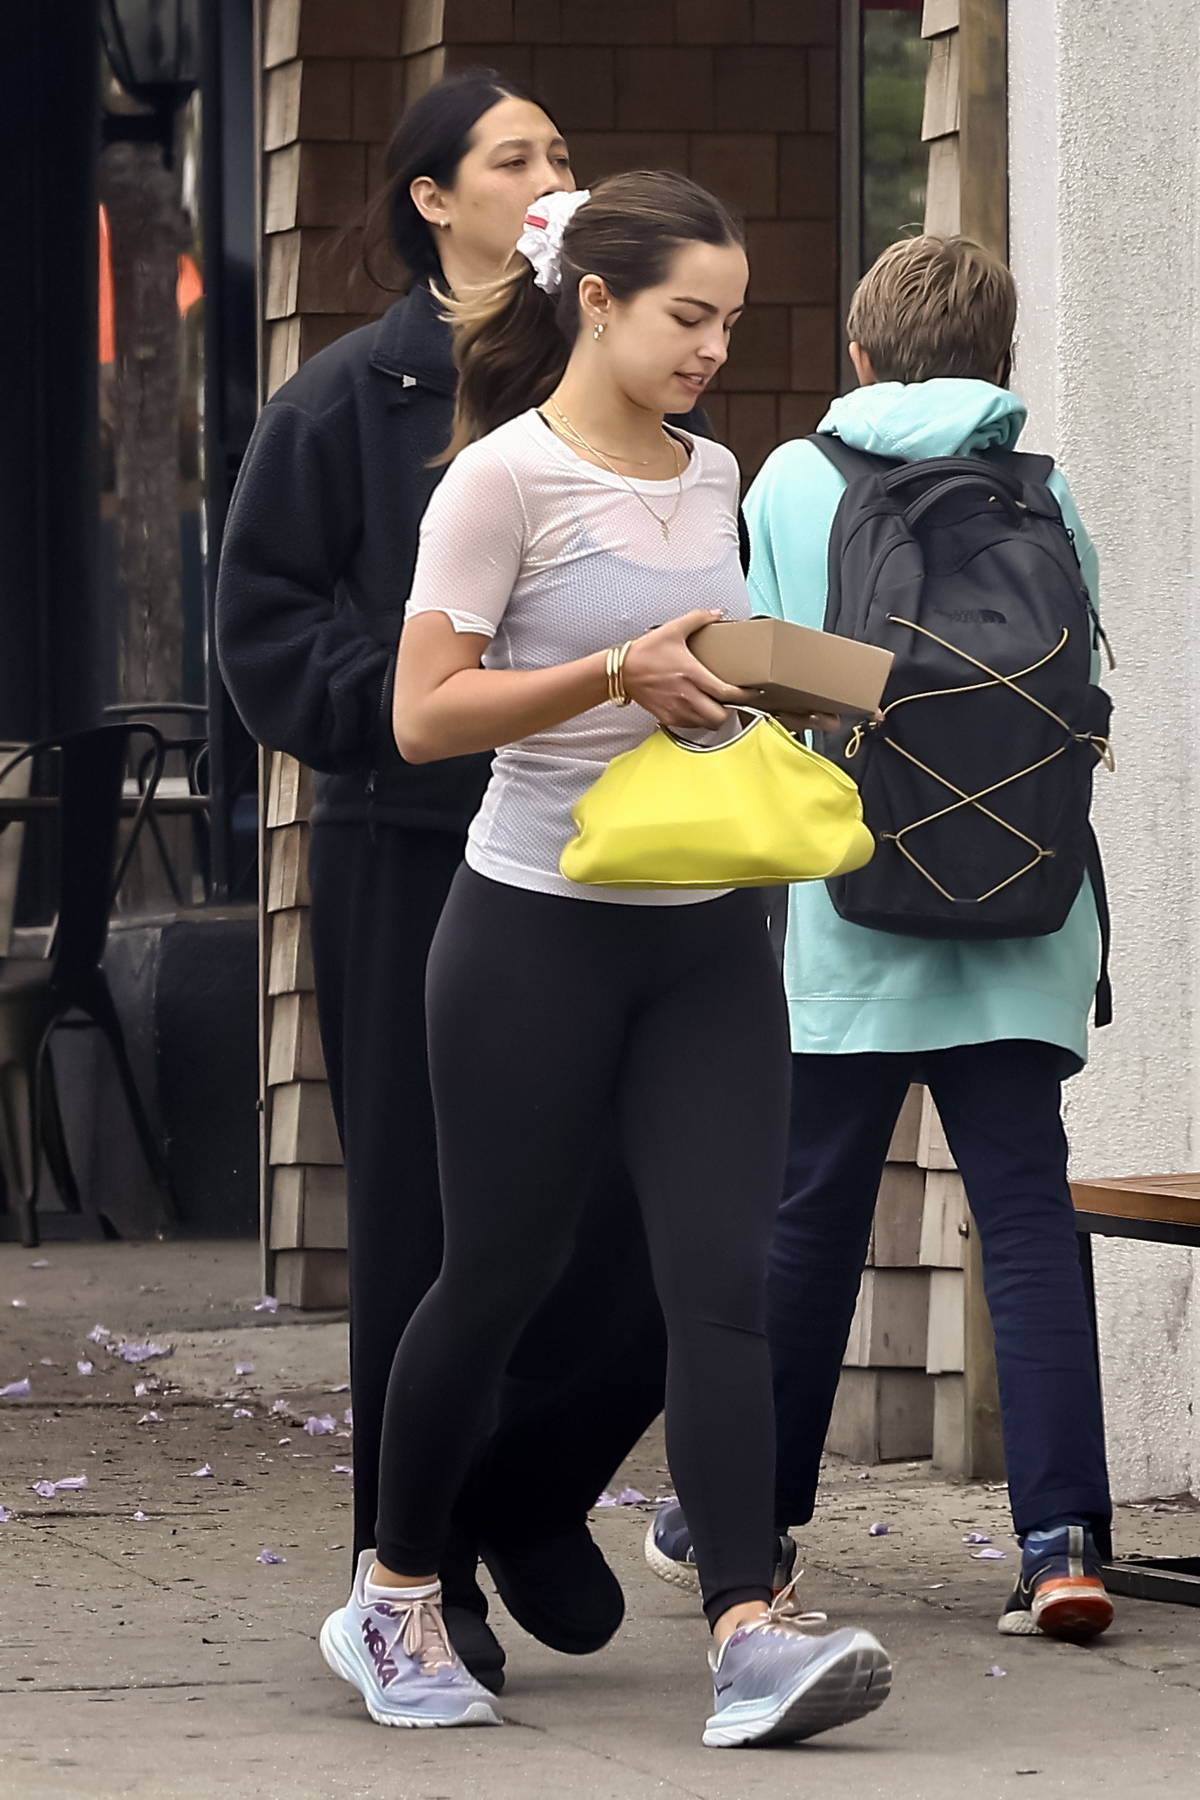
[743,379,1103,1073]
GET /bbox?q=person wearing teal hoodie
[646,236,1114,1645]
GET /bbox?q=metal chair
[0,723,177,1248]
[103,701,210,904]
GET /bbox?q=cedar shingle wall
[259,1,416,1309]
[442,0,842,482]
[257,0,842,1307]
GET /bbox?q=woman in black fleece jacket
[216,71,690,1691]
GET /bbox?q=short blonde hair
[847,234,1016,384]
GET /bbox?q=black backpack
[810,435,1114,1024]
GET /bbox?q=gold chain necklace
[543,400,685,541]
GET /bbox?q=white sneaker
[319,1550,502,1729]
[703,1580,892,1749]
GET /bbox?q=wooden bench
[1072,1174,1200,1605]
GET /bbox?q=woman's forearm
[394,651,611,763]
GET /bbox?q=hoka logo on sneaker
[361,1617,400,1689]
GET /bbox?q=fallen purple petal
[985,1665,1007,1678]
[332,1464,352,1475]
[117,1340,175,1365]
[972,1548,1007,1560]
[233,1407,253,1420]
[191,1464,214,1478]
[257,1548,286,1564]
[132,1510,147,1522]
[252,1296,279,1313]
[39,1359,57,1367]
[303,1414,337,1437]
[614,1487,648,1505]
[86,1325,112,1344]
[234,1362,255,1377]
[77,1361,93,1377]
[277,1437,292,1445]
[964,1532,992,1546]
[133,1378,160,1398]
[0,1505,12,1522]
[326,1383,350,1395]
[269,1399,289,1416]
[869,1522,891,1536]
[1,1378,32,1399]
[137,1412,162,1425]
[856,1471,872,1480]
[342,1407,353,1427]
[31,1474,88,1497]
[594,1491,618,1507]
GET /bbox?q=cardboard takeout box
[688,618,893,720]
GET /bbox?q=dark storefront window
[860,0,929,270]
[98,138,206,711]
[98,3,258,902]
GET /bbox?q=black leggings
[377,868,792,1625]
[308,825,669,1577]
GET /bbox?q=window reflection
[861,0,929,271]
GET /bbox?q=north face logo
[931,608,1007,624]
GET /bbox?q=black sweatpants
[308,825,669,1579]
[376,868,792,1625]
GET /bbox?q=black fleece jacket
[216,281,720,830]
[217,283,485,828]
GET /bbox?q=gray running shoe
[645,1501,798,1596]
[319,1551,502,1729]
[702,1580,892,1749]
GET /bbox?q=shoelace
[376,1593,457,1676]
[742,1576,828,1640]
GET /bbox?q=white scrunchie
[516,188,592,294]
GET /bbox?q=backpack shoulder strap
[982,448,1056,486]
[1086,830,1113,1029]
[977,448,1069,523]
[806,433,902,483]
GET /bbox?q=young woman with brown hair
[317,172,893,1748]
[216,70,678,1694]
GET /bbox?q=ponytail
[437,255,569,461]
[438,171,744,462]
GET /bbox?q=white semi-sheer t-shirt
[404,408,751,904]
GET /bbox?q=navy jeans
[769,1041,1112,1552]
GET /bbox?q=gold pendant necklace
[543,401,684,541]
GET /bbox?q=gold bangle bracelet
[617,640,633,704]
[607,640,633,707]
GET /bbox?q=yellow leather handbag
[560,710,875,890]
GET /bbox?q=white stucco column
[1009,0,1200,1502]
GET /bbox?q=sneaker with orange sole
[998,1523,1114,1641]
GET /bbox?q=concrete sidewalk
[2,1241,1199,1799]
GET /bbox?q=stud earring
[593,320,606,340]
